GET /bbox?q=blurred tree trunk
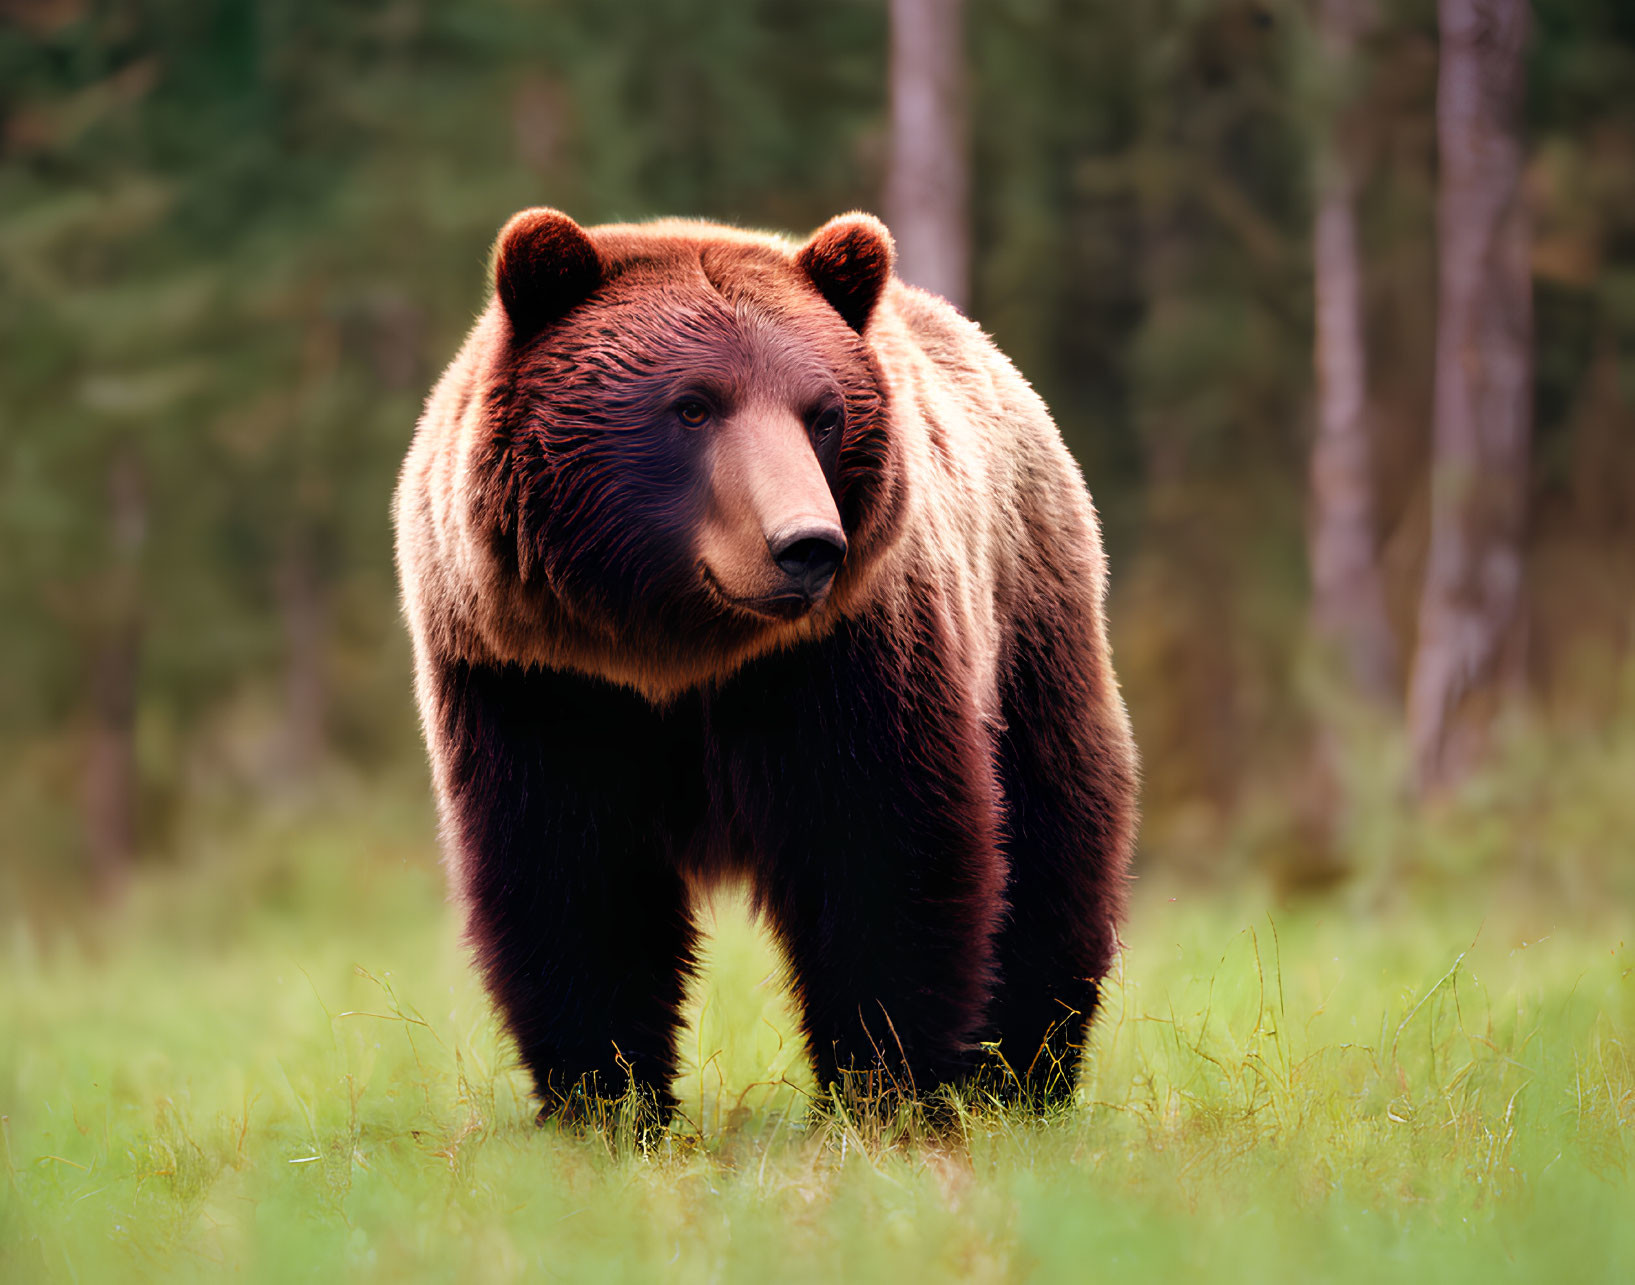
[885,0,969,312]
[1309,0,1396,703]
[83,441,145,902]
[1408,0,1532,794]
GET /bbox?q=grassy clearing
[2,802,1632,1282]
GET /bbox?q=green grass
[2,801,1632,1282]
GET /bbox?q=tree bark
[1309,0,1397,703]
[83,440,145,902]
[1407,0,1532,793]
[885,0,969,312]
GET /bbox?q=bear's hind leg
[986,580,1139,1107]
[432,659,706,1122]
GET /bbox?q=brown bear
[394,207,1137,1118]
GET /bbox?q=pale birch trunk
[1407,0,1532,793]
[1309,0,1396,703]
[885,0,969,312]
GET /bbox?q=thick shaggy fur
[394,209,1138,1116]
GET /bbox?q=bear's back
[866,278,1102,643]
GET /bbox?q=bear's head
[471,208,904,686]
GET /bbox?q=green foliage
[2,803,1632,1280]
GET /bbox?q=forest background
[2,2,1634,1277]
[3,0,1633,907]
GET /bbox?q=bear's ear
[493,207,604,340]
[796,212,895,334]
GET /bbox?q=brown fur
[394,209,1139,1112]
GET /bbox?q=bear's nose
[768,522,848,596]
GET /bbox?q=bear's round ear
[493,207,604,340]
[796,212,895,334]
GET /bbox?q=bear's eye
[675,398,711,428]
[812,407,842,441]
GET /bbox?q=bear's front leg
[715,606,1007,1101]
[429,658,706,1121]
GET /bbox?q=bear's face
[476,211,901,674]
